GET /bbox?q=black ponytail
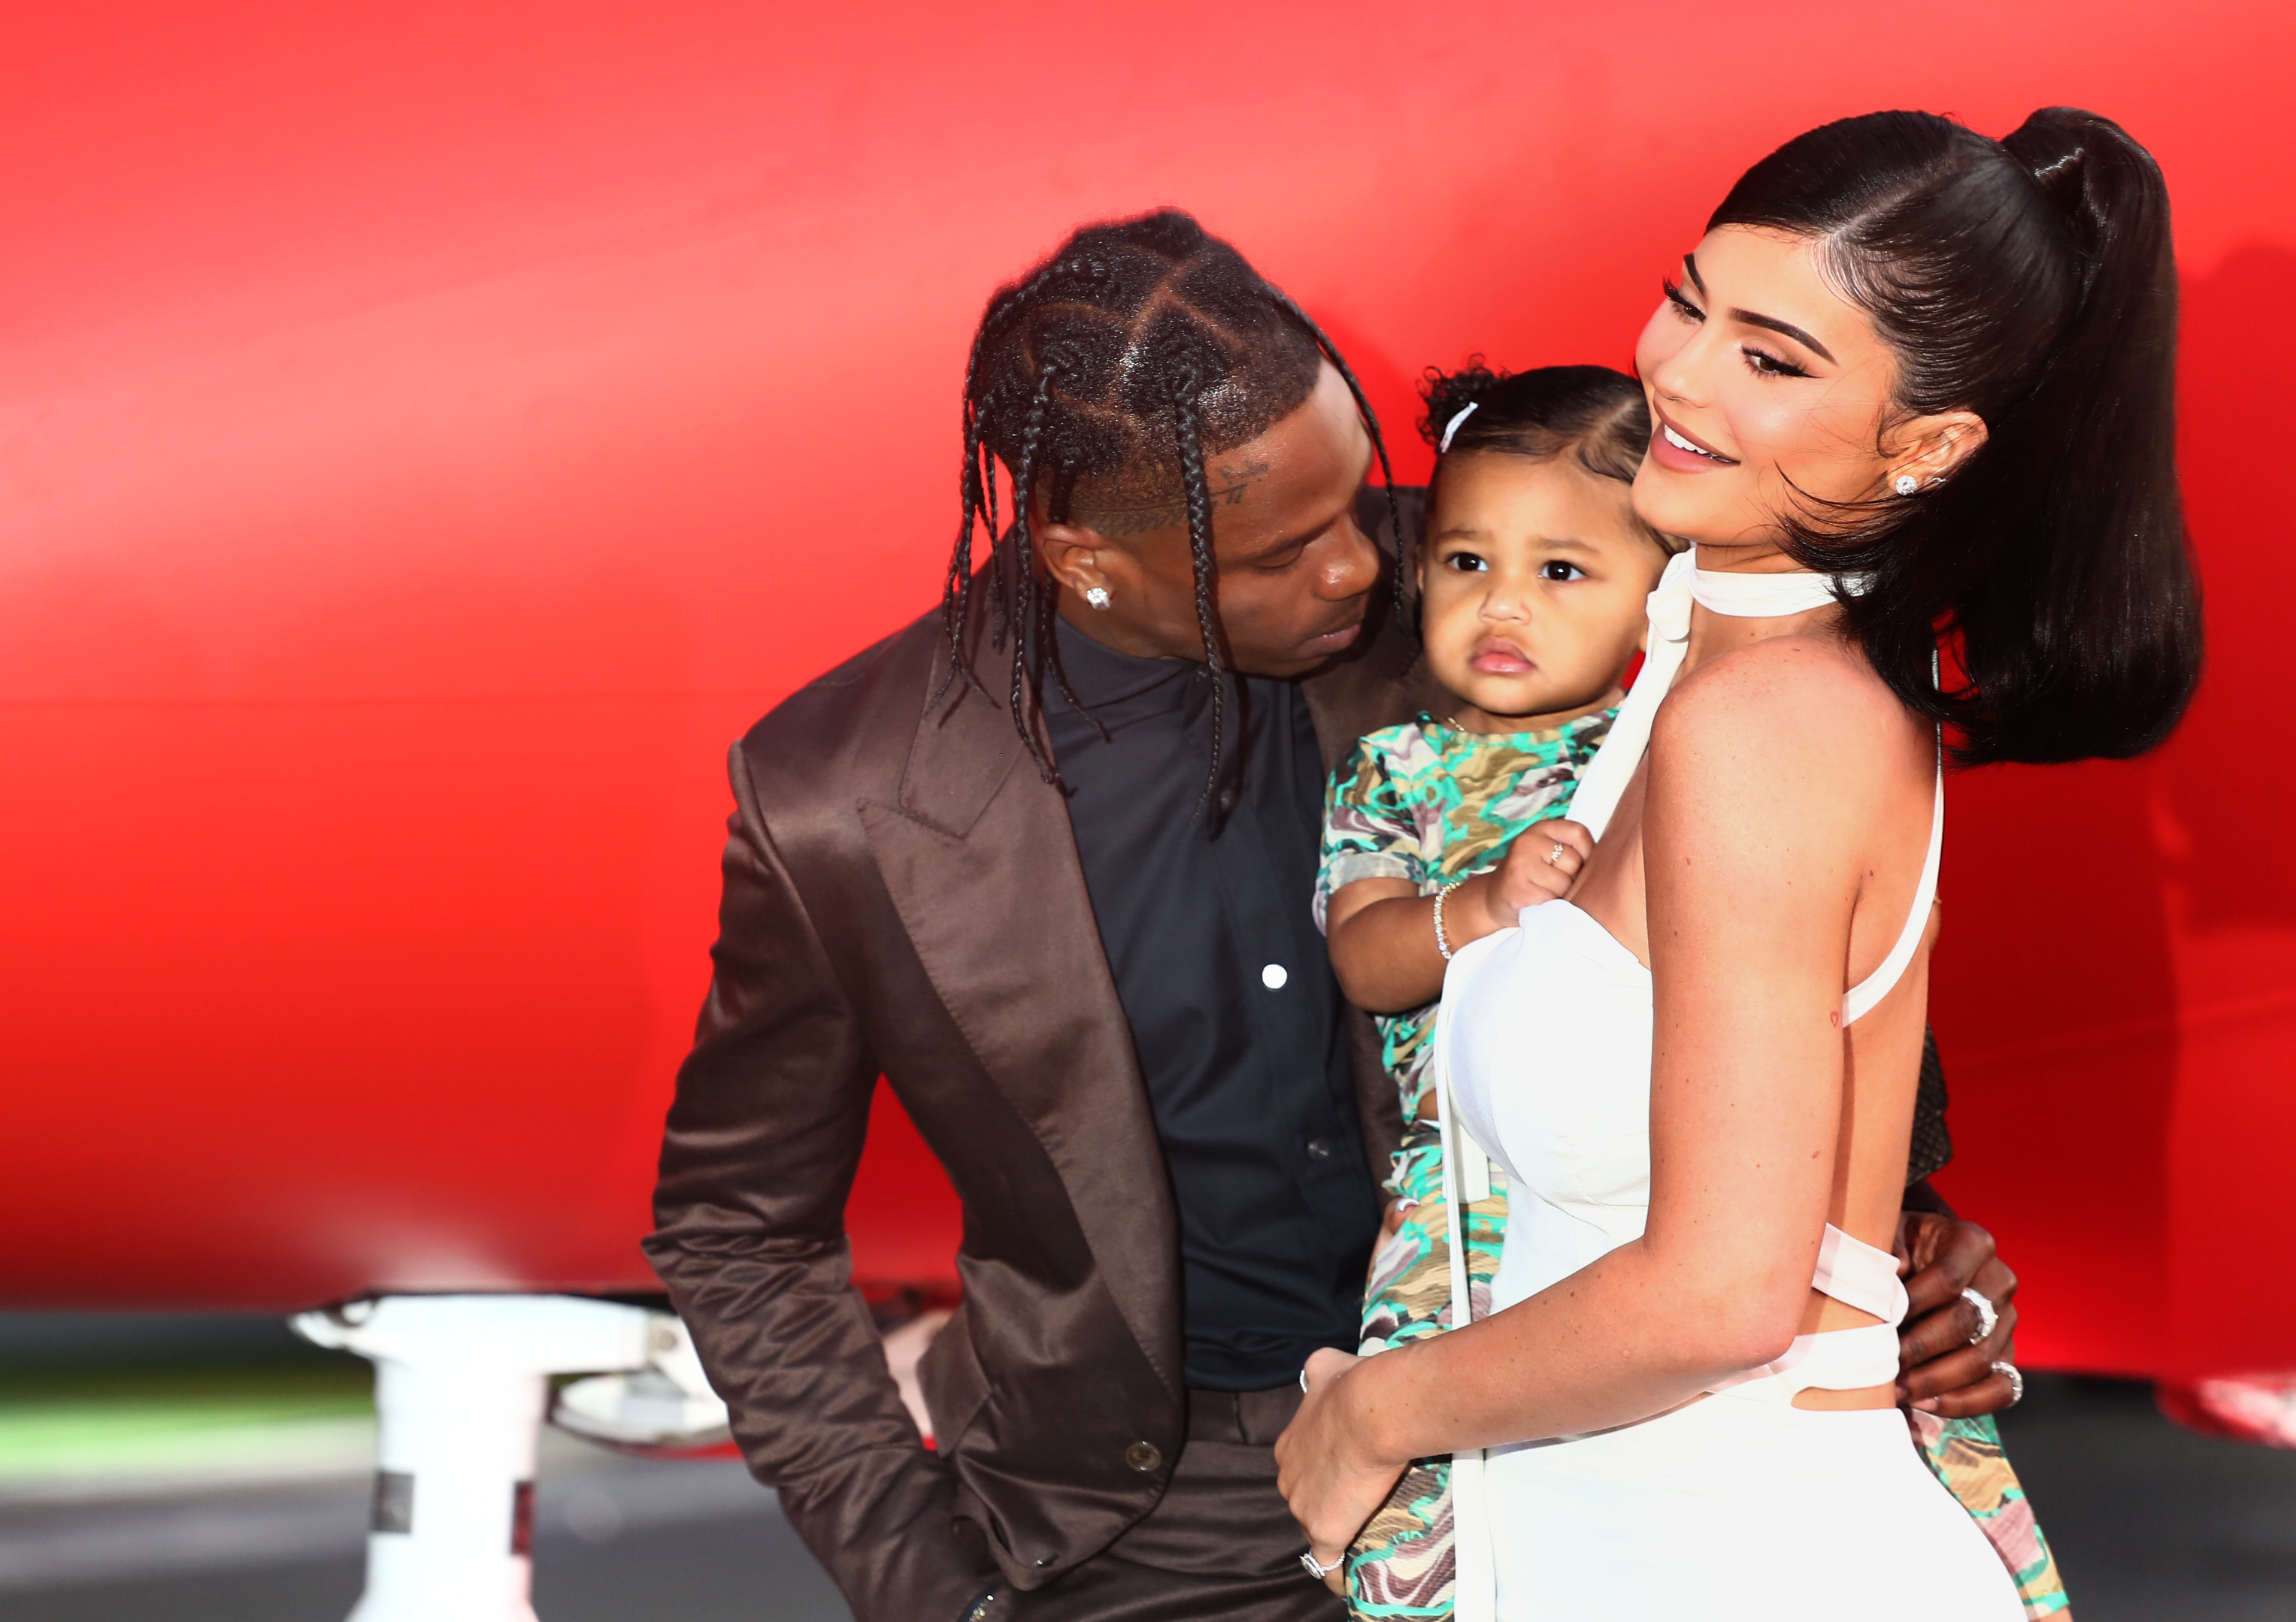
[1710,107,2201,765]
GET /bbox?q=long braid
[953,272,1059,685]
[1171,377,1227,817]
[1038,577,1107,746]
[1004,353,1063,784]
[934,383,994,706]
[1265,287,1413,635]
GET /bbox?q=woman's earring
[1083,586,1112,611]
[1892,473,1919,497]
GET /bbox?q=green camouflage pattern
[1315,712,1613,1133]
[1908,1409,2070,1617]
[1317,714,1604,1619]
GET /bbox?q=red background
[3,2,2290,1381]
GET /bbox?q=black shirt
[1043,618,1381,1391]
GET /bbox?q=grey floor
[2,1373,2291,1620]
[0,1442,852,1622]
[1997,1374,2296,1620]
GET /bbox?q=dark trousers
[1019,1384,1347,1621]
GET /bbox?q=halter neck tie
[1568,549,1872,840]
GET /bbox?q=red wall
[2,2,2290,1380]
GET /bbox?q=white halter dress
[1433,552,2023,1620]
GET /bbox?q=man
[643,211,2019,1621]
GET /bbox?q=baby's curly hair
[1419,362,1675,557]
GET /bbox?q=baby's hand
[1489,819,1593,921]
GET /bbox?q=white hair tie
[1437,400,1480,454]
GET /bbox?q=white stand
[552,1309,732,1449]
[293,1295,657,1622]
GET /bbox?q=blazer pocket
[914,1303,989,1454]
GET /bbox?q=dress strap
[1814,1224,1909,1323]
[1841,734,1944,1026]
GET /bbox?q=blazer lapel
[859,655,1182,1394]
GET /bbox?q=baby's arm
[1327,819,1593,1014]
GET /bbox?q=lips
[1649,408,1740,471]
[1468,637,1533,674]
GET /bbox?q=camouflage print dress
[1316,713,2070,1620]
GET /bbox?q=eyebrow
[1428,530,1601,554]
[1683,252,1838,365]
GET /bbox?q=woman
[1276,107,2199,1617]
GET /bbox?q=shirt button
[1305,1138,1334,1162]
[1217,785,1240,814]
[1261,963,1289,990]
[1125,1440,1163,1473]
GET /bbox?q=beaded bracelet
[1432,877,1467,961]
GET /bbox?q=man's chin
[1298,618,1367,661]
[1229,616,1368,679]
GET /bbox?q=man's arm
[1893,1030,2022,1418]
[643,742,998,1622]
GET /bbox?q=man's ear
[1039,522,1115,600]
[1884,410,1988,492]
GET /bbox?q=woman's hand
[1274,1347,1410,1593]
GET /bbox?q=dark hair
[1709,107,2201,764]
[943,210,1402,800]
[1418,361,1677,553]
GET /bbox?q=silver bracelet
[1432,878,1466,961]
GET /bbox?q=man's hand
[1895,1211,2020,1416]
[1466,819,1593,932]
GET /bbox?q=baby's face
[1418,452,1668,731]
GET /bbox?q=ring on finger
[1991,1360,2025,1406]
[1959,1286,1998,1346]
[1300,1549,1340,1581]
[1545,842,1567,867]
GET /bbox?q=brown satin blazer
[646,490,1445,1621]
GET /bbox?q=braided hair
[941,210,1403,803]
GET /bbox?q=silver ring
[1298,1367,1310,1394]
[1960,1286,1998,1345]
[1545,842,1566,867]
[1991,1360,2024,1406]
[1300,1549,1340,1581]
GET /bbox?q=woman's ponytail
[1958,109,2201,761]
[1711,107,2201,765]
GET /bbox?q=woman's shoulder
[1664,634,1908,746]
[1651,634,1924,815]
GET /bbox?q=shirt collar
[1048,613,1207,716]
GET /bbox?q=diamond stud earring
[1083,586,1112,610]
[1892,473,1919,497]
